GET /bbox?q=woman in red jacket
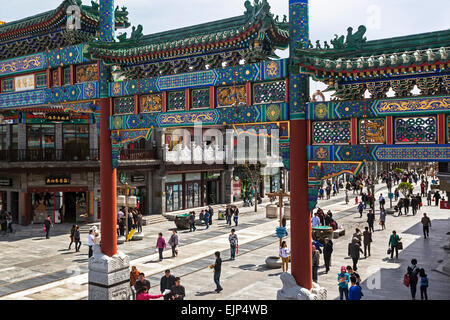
[136,286,164,300]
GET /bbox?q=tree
[394,168,403,176]
[398,182,414,197]
[240,164,262,212]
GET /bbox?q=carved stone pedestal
[88,244,131,300]
[277,272,327,300]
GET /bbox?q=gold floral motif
[140,93,162,113]
[377,97,450,113]
[217,85,246,107]
[160,112,215,124]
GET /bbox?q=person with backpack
[419,268,429,300]
[406,259,420,300]
[203,210,210,230]
[357,202,364,218]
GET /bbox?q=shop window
[1,78,13,93]
[217,85,246,107]
[11,125,18,150]
[35,73,47,88]
[26,125,55,149]
[63,124,90,160]
[0,126,7,150]
[76,64,98,83]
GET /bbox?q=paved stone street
[1,182,449,300]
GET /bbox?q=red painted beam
[185,89,191,111]
[209,86,216,109]
[246,82,252,106]
[290,119,312,290]
[351,118,358,145]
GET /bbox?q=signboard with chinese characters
[45,176,71,185]
[14,74,35,92]
[45,113,71,122]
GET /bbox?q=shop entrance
[206,172,221,205]
[64,192,77,223]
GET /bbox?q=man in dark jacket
[210,251,223,293]
[44,215,52,239]
[208,206,214,225]
[225,205,232,226]
[134,273,151,293]
[349,238,364,271]
[160,270,176,300]
[404,196,410,215]
[189,212,196,232]
[362,227,372,258]
[367,210,375,233]
[170,277,185,300]
[323,238,333,274]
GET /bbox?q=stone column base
[88,244,131,300]
[277,272,327,300]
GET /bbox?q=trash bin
[218,210,225,220]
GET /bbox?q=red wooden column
[386,116,393,145]
[100,97,117,257]
[351,118,358,145]
[290,118,312,290]
[437,114,445,144]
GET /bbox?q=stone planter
[117,236,126,245]
[266,204,278,219]
[312,226,333,243]
[174,214,190,230]
[265,256,282,269]
[386,208,395,215]
[131,232,144,241]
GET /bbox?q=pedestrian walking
[345,189,349,204]
[379,209,386,230]
[168,229,179,257]
[279,241,290,272]
[156,233,167,261]
[229,229,238,260]
[130,266,140,299]
[367,210,375,233]
[323,238,333,274]
[338,266,350,300]
[379,193,385,211]
[88,229,95,258]
[421,213,431,239]
[346,266,361,286]
[225,205,232,226]
[312,244,320,283]
[406,259,420,300]
[203,210,210,230]
[388,230,401,259]
[170,277,185,300]
[209,251,223,293]
[434,191,441,206]
[348,276,362,300]
[233,206,239,226]
[136,211,143,233]
[352,228,362,245]
[6,212,13,233]
[357,202,364,218]
[208,205,214,225]
[427,191,432,206]
[73,225,81,252]
[363,226,372,258]
[134,273,151,293]
[189,212,196,232]
[160,270,176,300]
[43,215,52,239]
[349,238,363,271]
[68,224,77,250]
[419,268,429,300]
[311,213,320,227]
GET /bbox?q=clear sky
[2,0,449,93]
